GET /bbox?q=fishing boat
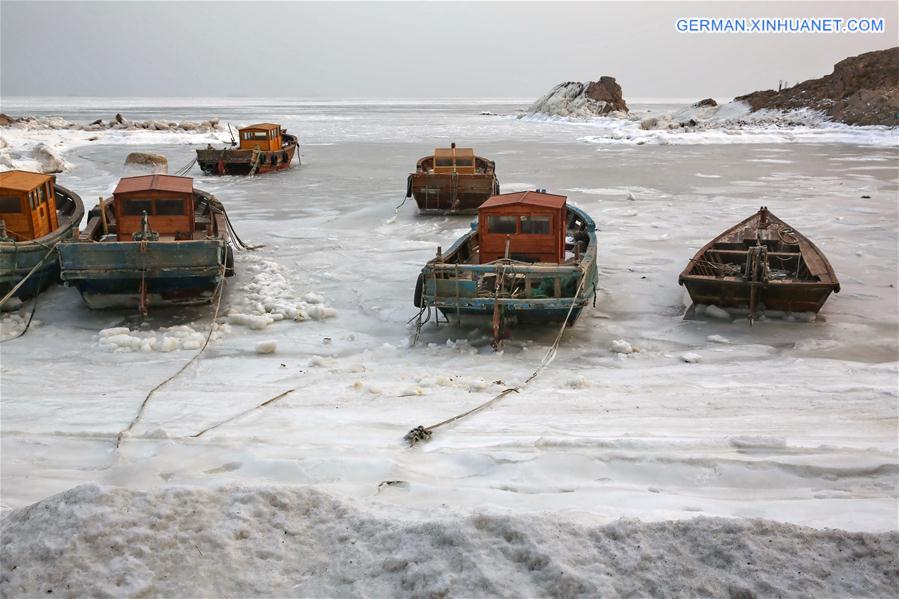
[414,190,597,344]
[678,206,840,321]
[406,143,499,214]
[0,171,84,302]
[196,123,299,175]
[58,174,233,313]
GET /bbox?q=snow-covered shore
[521,100,899,146]
[2,484,897,597]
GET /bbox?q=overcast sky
[1,1,896,99]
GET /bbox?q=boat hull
[434,299,586,325]
[0,259,60,301]
[0,185,85,301]
[58,239,227,309]
[409,173,499,214]
[681,278,836,314]
[196,142,298,176]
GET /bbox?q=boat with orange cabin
[196,123,299,175]
[414,190,597,343]
[0,170,84,302]
[406,143,499,214]
[58,174,233,313]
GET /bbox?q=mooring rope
[189,387,296,438]
[205,195,263,251]
[0,245,56,310]
[0,293,39,344]
[115,263,227,449]
[173,158,197,177]
[404,270,587,446]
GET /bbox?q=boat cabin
[238,123,283,152]
[478,191,566,264]
[112,175,195,241]
[0,170,58,241]
[433,144,476,175]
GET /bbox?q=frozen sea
[0,98,897,596]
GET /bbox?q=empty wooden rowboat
[678,206,839,321]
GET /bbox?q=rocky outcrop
[124,152,168,174]
[524,76,628,118]
[693,98,717,108]
[0,114,222,133]
[735,47,899,126]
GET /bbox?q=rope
[189,388,296,438]
[115,263,227,449]
[205,195,262,251]
[404,270,587,446]
[174,158,197,177]
[0,293,39,344]
[0,245,57,310]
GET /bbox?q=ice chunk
[610,339,634,354]
[255,340,278,354]
[704,305,731,320]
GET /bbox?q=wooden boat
[414,190,597,343]
[678,206,840,320]
[406,143,499,214]
[58,174,233,313]
[196,123,298,175]
[0,171,84,302]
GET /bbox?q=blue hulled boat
[414,190,597,343]
[0,171,84,302]
[58,174,233,313]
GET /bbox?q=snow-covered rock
[124,152,168,174]
[523,76,628,119]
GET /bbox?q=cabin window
[0,196,22,213]
[520,215,551,235]
[435,157,454,167]
[122,198,154,216]
[455,158,474,167]
[487,215,517,234]
[36,186,46,204]
[155,198,186,216]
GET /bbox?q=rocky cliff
[735,47,898,126]
[525,76,628,118]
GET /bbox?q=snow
[0,116,229,173]
[0,97,897,593]
[521,99,897,147]
[1,484,898,597]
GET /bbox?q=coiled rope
[404,270,587,446]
